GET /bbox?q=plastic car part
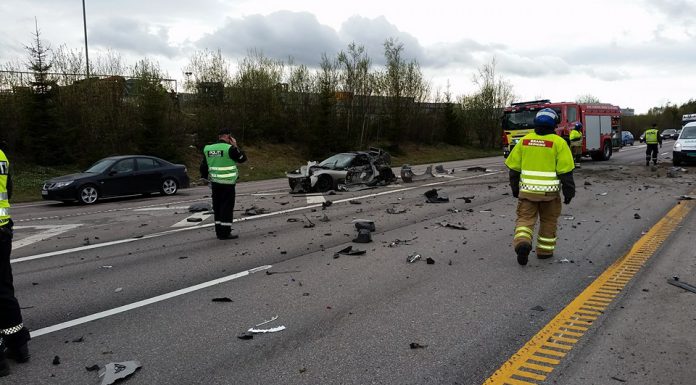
[400,165,435,183]
[99,361,141,385]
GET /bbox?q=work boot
[0,341,9,377]
[515,243,532,266]
[4,327,30,363]
[645,160,650,166]
[537,253,554,260]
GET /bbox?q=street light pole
[82,0,90,79]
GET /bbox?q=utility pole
[82,0,90,79]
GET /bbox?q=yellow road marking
[482,197,695,385]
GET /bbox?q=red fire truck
[502,99,622,161]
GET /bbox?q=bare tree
[182,49,232,92]
[576,94,601,103]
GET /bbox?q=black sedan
[42,155,190,204]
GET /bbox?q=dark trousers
[0,222,23,331]
[211,183,236,238]
[646,144,659,164]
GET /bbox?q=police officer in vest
[641,123,662,166]
[505,108,576,265]
[0,143,31,377]
[200,128,247,240]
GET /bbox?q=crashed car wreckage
[287,148,396,193]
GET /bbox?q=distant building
[621,108,635,116]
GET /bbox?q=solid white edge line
[30,265,272,338]
[12,171,502,264]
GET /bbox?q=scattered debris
[86,364,100,372]
[437,221,468,230]
[100,265,113,269]
[558,259,571,263]
[610,376,627,383]
[99,361,142,385]
[407,253,422,263]
[244,206,269,216]
[531,305,546,312]
[319,213,331,222]
[584,181,592,186]
[409,342,428,349]
[434,165,454,174]
[349,200,362,205]
[668,277,696,294]
[248,326,286,333]
[255,315,279,327]
[265,270,301,275]
[424,189,449,203]
[188,202,212,212]
[426,257,435,264]
[456,196,475,203]
[187,217,203,223]
[386,206,408,214]
[333,246,366,258]
[466,166,488,172]
[114,288,123,293]
[211,297,233,303]
[634,213,641,219]
[303,215,315,228]
[563,216,575,220]
[353,229,372,243]
[322,201,333,210]
[597,192,608,196]
[389,237,417,247]
[447,208,461,213]
[678,195,694,201]
[287,218,300,222]
[53,356,61,365]
[237,332,254,340]
[72,336,84,343]
[400,165,435,183]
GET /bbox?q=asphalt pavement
[4,142,695,385]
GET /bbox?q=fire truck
[501,99,622,161]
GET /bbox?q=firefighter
[0,145,31,378]
[641,123,662,166]
[569,122,583,165]
[505,108,576,265]
[200,128,247,240]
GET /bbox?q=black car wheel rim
[163,179,177,195]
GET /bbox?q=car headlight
[52,181,74,189]
[674,142,682,151]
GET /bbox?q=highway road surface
[5,141,695,385]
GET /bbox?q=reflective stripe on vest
[645,129,659,144]
[0,207,8,217]
[0,192,7,200]
[519,170,560,193]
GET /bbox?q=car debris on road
[424,189,449,203]
[99,361,142,385]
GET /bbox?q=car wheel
[315,175,333,192]
[160,178,178,195]
[77,185,99,205]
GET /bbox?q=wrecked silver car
[287,148,396,193]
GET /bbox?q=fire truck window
[567,107,577,122]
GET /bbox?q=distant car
[661,129,677,139]
[621,131,634,146]
[672,129,682,140]
[673,123,696,166]
[287,148,395,193]
[42,155,190,204]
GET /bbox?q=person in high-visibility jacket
[505,108,576,265]
[640,123,662,166]
[200,128,247,240]
[0,145,31,378]
[569,122,583,164]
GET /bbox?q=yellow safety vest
[505,132,575,194]
[0,149,10,226]
[644,128,659,144]
[204,143,239,184]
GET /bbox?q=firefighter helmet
[534,108,560,128]
[574,122,583,130]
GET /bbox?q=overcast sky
[2,0,695,113]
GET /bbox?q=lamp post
[82,0,90,79]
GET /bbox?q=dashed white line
[30,265,272,338]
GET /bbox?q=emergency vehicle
[682,113,696,127]
[502,99,622,161]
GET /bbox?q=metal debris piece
[211,297,233,303]
[353,229,372,243]
[333,246,367,258]
[86,364,100,372]
[667,277,696,294]
[400,165,435,183]
[386,206,408,214]
[244,206,269,216]
[466,166,488,172]
[558,258,571,263]
[437,221,468,230]
[99,361,142,385]
[237,332,254,340]
[634,213,641,219]
[434,165,454,174]
[424,189,449,203]
[353,220,376,232]
[531,305,545,312]
[187,217,203,222]
[322,201,333,210]
[389,237,418,247]
[53,356,61,365]
[426,257,435,264]
[188,202,212,212]
[248,326,286,333]
[407,253,421,263]
[409,342,427,349]
[349,200,362,205]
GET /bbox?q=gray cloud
[90,17,178,58]
[197,11,342,65]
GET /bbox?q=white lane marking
[30,265,272,338]
[11,171,502,264]
[171,212,212,227]
[133,206,189,211]
[12,224,83,250]
[306,195,326,204]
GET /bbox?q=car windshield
[663,129,676,134]
[319,154,354,169]
[502,108,561,130]
[84,158,115,173]
[681,127,696,139]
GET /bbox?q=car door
[100,158,136,197]
[134,157,163,193]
